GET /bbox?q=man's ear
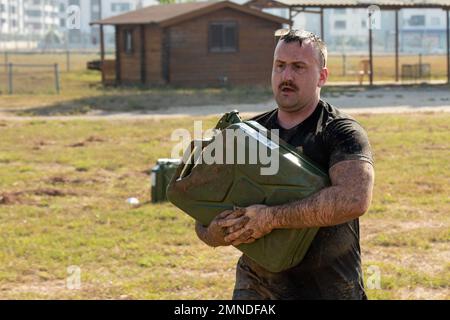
[318,67,329,87]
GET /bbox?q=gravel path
[1,86,449,120]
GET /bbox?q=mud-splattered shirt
[233,99,374,300]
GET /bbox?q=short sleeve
[323,119,374,169]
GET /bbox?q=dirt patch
[85,136,106,143]
[32,140,56,150]
[68,135,106,148]
[47,175,103,185]
[0,188,77,205]
[32,188,70,197]
[0,192,23,205]
[68,141,86,148]
[399,287,449,300]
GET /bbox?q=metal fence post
[4,52,8,72]
[66,50,70,72]
[8,63,13,95]
[54,63,60,94]
[342,53,346,77]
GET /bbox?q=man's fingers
[217,216,249,228]
[226,217,249,234]
[225,228,253,243]
[232,237,256,246]
[217,208,246,221]
[216,210,234,219]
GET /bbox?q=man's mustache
[279,82,298,91]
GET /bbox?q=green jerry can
[151,159,181,203]
[167,111,330,272]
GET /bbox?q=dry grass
[0,112,448,299]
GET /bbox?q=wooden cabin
[90,0,290,87]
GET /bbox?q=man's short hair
[275,29,327,69]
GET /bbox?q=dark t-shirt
[234,99,374,300]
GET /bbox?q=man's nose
[281,65,295,82]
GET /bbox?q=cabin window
[124,29,133,54]
[209,22,238,53]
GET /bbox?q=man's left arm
[219,160,374,245]
[269,159,374,229]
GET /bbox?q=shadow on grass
[16,85,274,116]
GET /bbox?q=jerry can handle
[174,139,213,181]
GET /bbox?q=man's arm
[219,160,374,245]
[270,159,374,229]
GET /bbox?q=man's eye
[275,64,285,72]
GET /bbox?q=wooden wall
[116,24,141,83]
[114,8,281,87]
[167,7,281,87]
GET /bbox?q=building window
[26,10,42,17]
[124,29,133,54]
[430,17,440,26]
[409,15,425,26]
[334,8,346,15]
[361,19,367,28]
[112,3,131,12]
[208,22,238,53]
[334,20,346,29]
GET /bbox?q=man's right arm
[195,210,251,247]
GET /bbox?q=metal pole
[100,24,105,84]
[4,52,8,72]
[289,7,293,28]
[66,50,70,72]
[8,63,13,95]
[54,63,60,94]
[342,53,346,76]
[320,8,324,41]
[395,9,399,82]
[447,9,449,85]
[369,12,374,86]
[418,53,422,78]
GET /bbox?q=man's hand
[195,208,249,247]
[217,204,274,246]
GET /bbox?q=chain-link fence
[0,63,60,95]
[327,53,448,84]
[0,50,115,94]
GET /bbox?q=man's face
[271,39,327,113]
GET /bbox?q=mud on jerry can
[151,159,181,203]
[167,111,330,272]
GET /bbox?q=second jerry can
[151,158,181,203]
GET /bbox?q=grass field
[0,112,448,299]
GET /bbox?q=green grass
[0,113,449,299]
[0,69,274,115]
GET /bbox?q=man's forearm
[269,185,369,229]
